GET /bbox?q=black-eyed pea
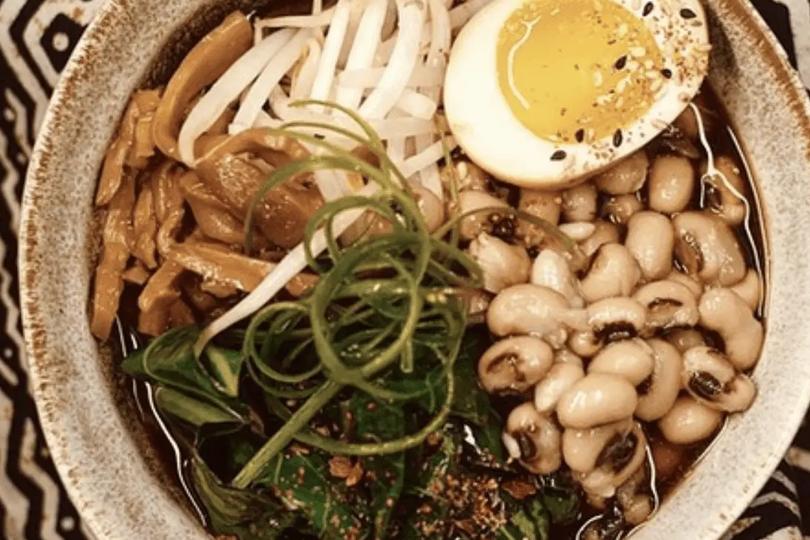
[658,396,724,444]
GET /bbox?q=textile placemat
[0,0,808,538]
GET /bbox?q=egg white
[444,0,710,189]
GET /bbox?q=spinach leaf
[347,395,406,539]
[400,426,460,538]
[121,327,247,425]
[542,483,581,525]
[499,497,550,540]
[154,387,244,428]
[120,349,147,377]
[190,457,294,540]
[204,345,244,398]
[467,421,505,461]
[447,327,494,426]
[258,450,370,540]
[199,429,264,483]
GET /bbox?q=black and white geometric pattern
[0,1,807,539]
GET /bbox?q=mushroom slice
[698,287,763,370]
[132,177,158,269]
[90,172,136,341]
[128,89,162,168]
[487,284,573,348]
[534,363,585,414]
[123,263,151,286]
[195,130,323,249]
[137,261,185,337]
[152,12,253,160]
[658,396,724,445]
[153,163,186,257]
[635,339,682,421]
[557,373,638,429]
[588,339,654,387]
[478,336,553,395]
[469,232,531,293]
[95,98,142,206]
[502,403,562,474]
[167,241,316,297]
[681,346,756,413]
[580,244,641,303]
[672,211,746,286]
[179,172,247,246]
[633,280,699,333]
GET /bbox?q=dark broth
[115,4,766,533]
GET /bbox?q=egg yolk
[497,0,665,144]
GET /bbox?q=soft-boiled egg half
[444,0,710,189]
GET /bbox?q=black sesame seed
[575,129,585,142]
[614,55,627,70]
[613,129,623,147]
[680,7,697,19]
[642,2,654,16]
[550,150,567,161]
[661,68,673,78]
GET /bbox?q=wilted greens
[120,103,581,539]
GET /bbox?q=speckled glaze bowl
[19,0,810,538]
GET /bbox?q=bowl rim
[18,0,810,539]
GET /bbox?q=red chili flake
[329,456,354,478]
[502,479,538,500]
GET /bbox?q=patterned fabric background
[0,1,808,539]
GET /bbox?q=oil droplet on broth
[497,0,664,143]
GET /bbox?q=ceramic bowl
[19,0,810,538]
